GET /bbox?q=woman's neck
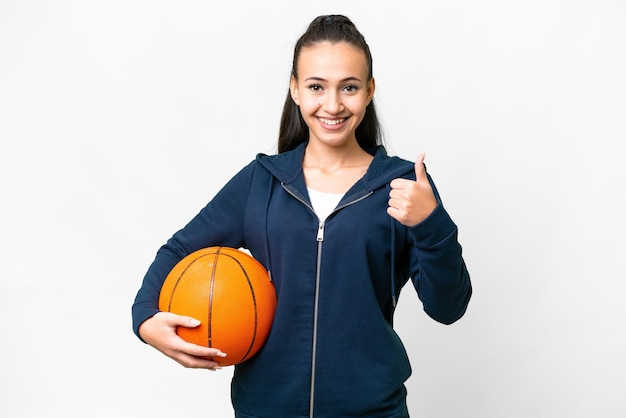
[303,140,371,171]
[302,141,373,193]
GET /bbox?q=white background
[1,1,625,417]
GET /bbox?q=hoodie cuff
[132,306,160,343]
[408,204,457,248]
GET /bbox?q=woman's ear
[367,77,376,104]
[289,76,300,105]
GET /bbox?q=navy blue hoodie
[132,142,472,417]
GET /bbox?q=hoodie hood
[255,142,416,195]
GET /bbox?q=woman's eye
[308,84,322,92]
[343,85,359,93]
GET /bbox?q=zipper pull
[317,222,325,241]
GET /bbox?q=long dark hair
[277,15,383,153]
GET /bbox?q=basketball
[158,246,276,366]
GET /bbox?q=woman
[132,14,472,417]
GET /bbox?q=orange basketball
[158,246,276,366]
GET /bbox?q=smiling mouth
[318,117,346,126]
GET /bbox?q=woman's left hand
[387,153,438,227]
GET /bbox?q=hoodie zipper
[310,221,323,418]
[281,183,372,417]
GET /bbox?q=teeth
[320,117,344,126]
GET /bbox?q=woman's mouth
[318,117,346,128]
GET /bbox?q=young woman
[132,14,472,418]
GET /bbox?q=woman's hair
[277,15,383,153]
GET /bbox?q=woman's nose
[321,91,343,114]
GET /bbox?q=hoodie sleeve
[407,174,472,325]
[131,161,256,340]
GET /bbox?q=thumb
[178,315,201,328]
[414,152,426,180]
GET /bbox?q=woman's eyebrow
[303,76,363,82]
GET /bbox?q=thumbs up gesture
[387,153,438,227]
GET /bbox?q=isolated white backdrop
[1,1,625,417]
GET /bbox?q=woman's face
[290,41,375,149]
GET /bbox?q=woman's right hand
[138,311,227,370]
